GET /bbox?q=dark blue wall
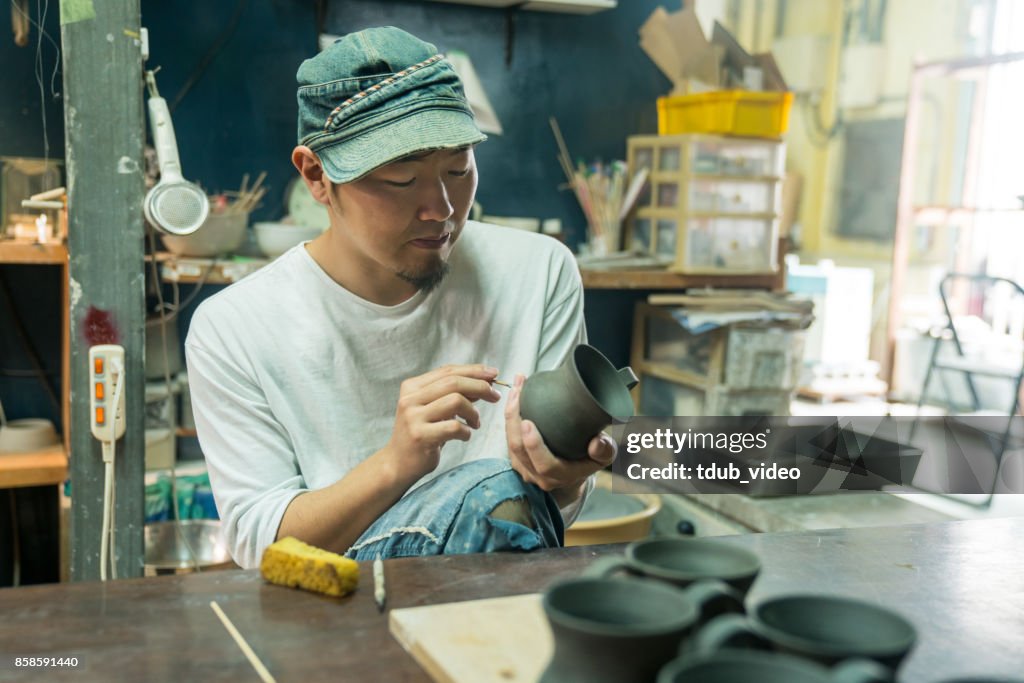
[0,1,64,426]
[2,0,670,424]
[139,0,318,222]
[326,0,667,246]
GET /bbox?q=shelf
[912,206,1024,225]
[580,268,782,290]
[426,0,615,12]
[646,173,784,183]
[159,254,270,284]
[636,361,708,389]
[0,240,68,265]
[0,444,68,488]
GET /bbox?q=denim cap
[296,26,487,184]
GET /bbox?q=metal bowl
[160,211,248,257]
[144,520,234,575]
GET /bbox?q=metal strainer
[144,71,209,235]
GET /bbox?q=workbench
[0,517,1020,682]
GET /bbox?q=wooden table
[1,518,1021,682]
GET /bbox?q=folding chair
[912,273,1024,507]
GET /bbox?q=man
[186,26,615,569]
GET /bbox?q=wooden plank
[0,241,68,265]
[62,1,146,580]
[580,268,779,290]
[389,594,551,683]
[0,445,68,488]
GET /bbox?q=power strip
[89,345,126,443]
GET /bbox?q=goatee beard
[396,261,450,294]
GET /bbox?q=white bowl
[254,222,322,259]
[0,418,60,453]
[161,211,249,257]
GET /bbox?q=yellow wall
[733,0,974,360]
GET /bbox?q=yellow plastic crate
[657,90,794,138]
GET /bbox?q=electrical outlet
[89,345,127,442]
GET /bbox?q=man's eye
[449,169,470,177]
[384,178,415,188]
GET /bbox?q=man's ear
[292,146,332,206]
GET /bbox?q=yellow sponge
[259,537,360,598]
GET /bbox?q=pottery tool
[210,601,278,683]
[491,378,512,389]
[374,557,386,613]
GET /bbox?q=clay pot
[659,650,893,683]
[520,344,637,460]
[696,594,916,671]
[592,537,762,597]
[541,575,740,683]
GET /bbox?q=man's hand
[505,374,616,507]
[384,364,501,485]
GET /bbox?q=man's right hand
[383,364,502,483]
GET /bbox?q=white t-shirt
[185,221,590,568]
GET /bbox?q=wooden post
[61,1,146,580]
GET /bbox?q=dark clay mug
[539,574,743,683]
[658,649,894,683]
[520,343,638,460]
[588,537,762,598]
[695,594,917,672]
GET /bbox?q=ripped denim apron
[344,458,564,561]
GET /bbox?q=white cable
[100,360,126,581]
[100,456,113,582]
[110,465,117,581]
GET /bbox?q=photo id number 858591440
[7,656,81,669]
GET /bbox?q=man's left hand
[504,374,617,508]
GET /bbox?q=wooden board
[0,444,67,488]
[0,241,68,265]
[389,593,552,683]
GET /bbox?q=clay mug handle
[689,612,770,656]
[583,557,637,579]
[830,658,894,683]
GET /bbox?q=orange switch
[95,382,105,400]
[96,406,105,425]
[94,357,104,375]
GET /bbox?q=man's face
[326,146,478,297]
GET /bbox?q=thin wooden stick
[210,601,277,683]
[549,117,576,183]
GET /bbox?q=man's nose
[417,179,455,223]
